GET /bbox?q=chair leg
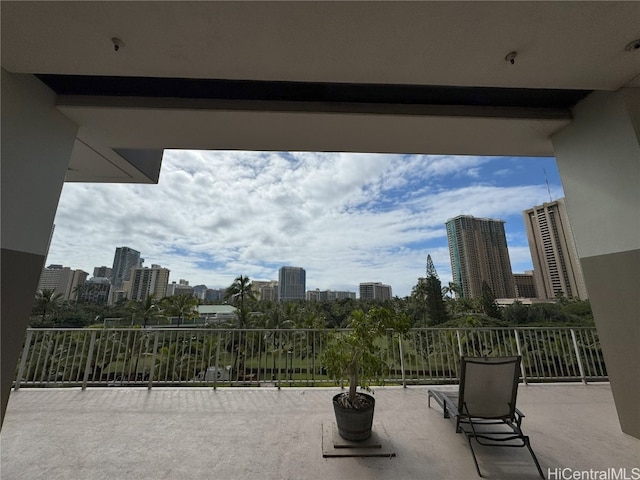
[524,437,545,480]
[465,433,483,477]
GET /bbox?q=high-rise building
[166,279,194,297]
[205,288,226,302]
[523,198,588,299]
[306,289,356,301]
[37,264,88,301]
[193,285,208,300]
[252,280,279,302]
[278,267,306,302]
[331,291,356,301]
[109,289,129,305]
[359,282,392,301]
[93,266,112,278]
[77,277,111,304]
[514,271,537,299]
[110,247,143,288]
[446,215,516,299]
[128,264,170,301]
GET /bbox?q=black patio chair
[428,356,544,479]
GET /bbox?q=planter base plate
[322,422,396,457]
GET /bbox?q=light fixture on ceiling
[111,37,124,52]
[505,51,517,65]
[624,39,640,52]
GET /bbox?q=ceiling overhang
[2,1,639,182]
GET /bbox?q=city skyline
[47,151,565,297]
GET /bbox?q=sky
[47,151,564,298]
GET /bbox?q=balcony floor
[2,383,638,480]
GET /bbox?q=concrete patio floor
[1,383,638,480]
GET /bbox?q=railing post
[514,329,528,385]
[277,331,282,390]
[214,331,221,391]
[147,331,159,390]
[570,329,587,384]
[456,329,463,357]
[82,330,97,390]
[311,331,316,386]
[398,334,406,388]
[15,329,34,390]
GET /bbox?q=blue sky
[48,151,564,297]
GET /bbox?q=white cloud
[47,151,562,297]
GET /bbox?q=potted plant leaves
[321,306,411,441]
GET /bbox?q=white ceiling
[2,1,640,182]
[4,1,640,89]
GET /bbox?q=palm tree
[224,276,257,380]
[258,302,296,380]
[34,288,64,323]
[224,275,257,328]
[161,294,198,326]
[72,284,87,303]
[441,282,460,299]
[128,294,163,328]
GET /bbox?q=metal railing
[13,327,606,390]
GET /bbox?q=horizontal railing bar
[20,326,601,332]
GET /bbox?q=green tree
[528,302,573,325]
[425,274,448,325]
[413,255,449,325]
[555,290,569,305]
[322,307,411,404]
[409,280,429,326]
[479,281,502,319]
[154,331,216,382]
[128,294,164,327]
[224,275,257,328]
[446,296,480,317]
[259,301,296,330]
[224,275,257,379]
[561,299,593,324]
[161,294,198,326]
[72,283,87,303]
[33,288,64,324]
[257,301,296,380]
[441,281,460,299]
[326,298,357,327]
[502,299,529,325]
[48,303,94,328]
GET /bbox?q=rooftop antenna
[544,168,553,202]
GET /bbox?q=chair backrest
[458,356,521,419]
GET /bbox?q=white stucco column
[552,87,640,438]
[1,69,78,427]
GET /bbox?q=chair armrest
[514,407,525,427]
[428,389,459,419]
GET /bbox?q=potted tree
[321,306,411,441]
